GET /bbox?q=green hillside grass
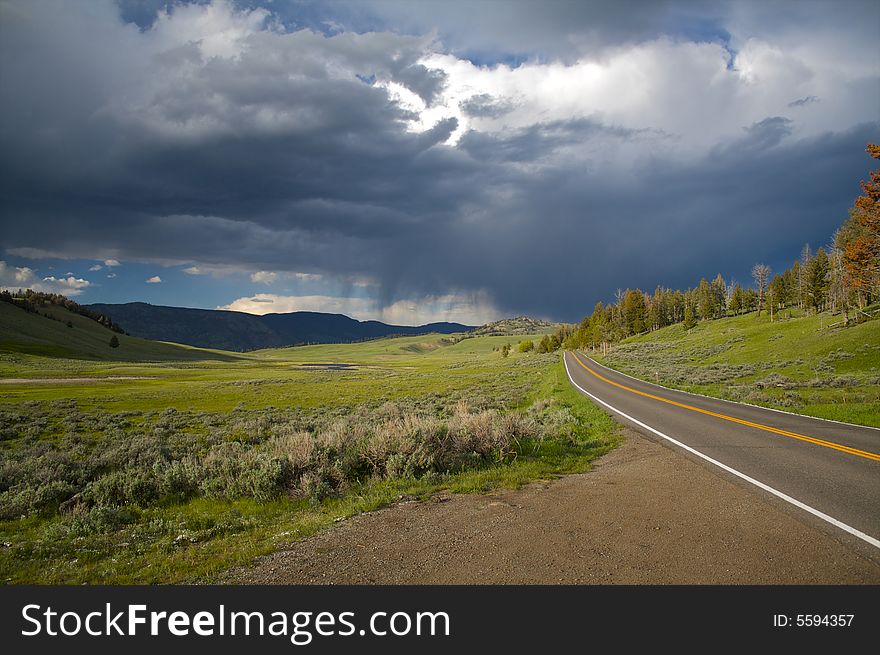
[0,301,237,363]
[594,309,880,427]
[0,312,616,584]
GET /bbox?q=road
[564,351,880,549]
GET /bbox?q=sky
[1,0,878,325]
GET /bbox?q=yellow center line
[569,351,880,463]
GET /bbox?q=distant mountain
[85,302,474,351]
[471,316,558,336]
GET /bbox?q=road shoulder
[228,429,880,584]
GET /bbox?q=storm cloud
[1,0,878,322]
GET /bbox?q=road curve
[564,351,880,549]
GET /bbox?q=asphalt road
[564,351,880,549]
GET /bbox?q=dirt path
[230,429,880,584]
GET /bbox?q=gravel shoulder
[229,429,880,584]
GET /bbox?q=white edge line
[578,351,880,433]
[563,353,880,550]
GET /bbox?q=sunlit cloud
[219,292,498,325]
[250,270,278,284]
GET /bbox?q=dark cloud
[392,64,447,105]
[459,94,515,119]
[1,1,878,322]
[788,95,819,108]
[458,118,649,163]
[736,116,794,152]
[420,121,877,320]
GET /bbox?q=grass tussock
[0,399,578,522]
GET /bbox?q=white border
[578,351,880,433]
[563,353,880,550]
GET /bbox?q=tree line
[539,144,880,354]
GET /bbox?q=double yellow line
[569,352,880,463]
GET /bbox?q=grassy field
[594,308,880,427]
[0,303,618,583]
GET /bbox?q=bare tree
[752,263,771,317]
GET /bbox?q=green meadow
[595,308,880,427]
[0,301,618,583]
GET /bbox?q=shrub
[0,481,80,519]
[157,459,201,501]
[67,506,140,537]
[199,443,292,502]
[82,470,161,508]
[0,395,572,517]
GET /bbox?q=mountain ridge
[86,301,474,351]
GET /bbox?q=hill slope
[86,302,473,351]
[471,316,558,336]
[595,309,880,426]
[0,300,235,361]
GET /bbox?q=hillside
[86,302,473,351]
[0,300,236,362]
[595,309,880,427]
[471,316,558,336]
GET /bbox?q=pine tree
[807,247,830,311]
[729,284,743,315]
[769,275,786,318]
[697,278,712,320]
[712,273,727,318]
[109,335,120,348]
[683,302,697,330]
[623,289,647,335]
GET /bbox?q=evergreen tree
[744,288,758,312]
[807,247,830,311]
[622,289,647,335]
[729,284,743,315]
[683,302,697,330]
[712,273,727,318]
[697,278,712,320]
[769,275,786,316]
[779,268,795,307]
